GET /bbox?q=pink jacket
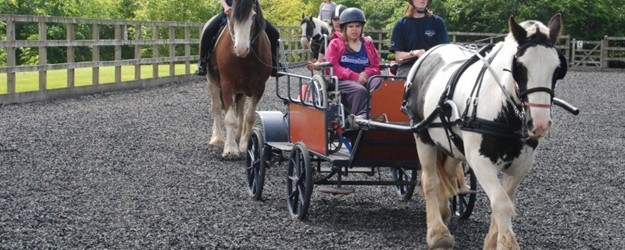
[325,32,381,82]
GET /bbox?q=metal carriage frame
[244,41,478,220]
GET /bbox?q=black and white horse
[402,14,567,249]
[299,15,330,59]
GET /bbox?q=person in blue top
[389,0,449,77]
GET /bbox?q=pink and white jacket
[325,32,381,82]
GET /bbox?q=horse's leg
[208,80,224,146]
[234,94,246,144]
[466,153,519,250]
[416,138,455,249]
[238,95,260,153]
[438,153,462,224]
[492,161,532,249]
[457,163,470,194]
[221,86,239,158]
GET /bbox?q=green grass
[0,64,191,94]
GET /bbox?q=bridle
[227,0,264,46]
[510,25,568,113]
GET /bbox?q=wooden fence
[1,15,624,104]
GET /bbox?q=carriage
[243,41,479,220]
[210,2,579,247]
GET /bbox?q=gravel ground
[1,68,624,249]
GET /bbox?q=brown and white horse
[205,0,271,158]
[403,14,567,249]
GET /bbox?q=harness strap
[438,44,495,106]
[461,118,523,138]
[435,44,494,154]
[518,87,554,99]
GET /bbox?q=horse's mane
[232,0,266,31]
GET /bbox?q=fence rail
[1,15,624,104]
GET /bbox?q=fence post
[66,19,75,88]
[92,24,100,85]
[152,25,159,78]
[114,24,122,83]
[38,17,47,90]
[169,25,175,76]
[184,25,191,74]
[571,38,576,67]
[601,35,608,69]
[6,15,16,94]
[563,36,571,64]
[135,25,142,80]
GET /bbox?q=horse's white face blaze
[300,23,310,47]
[518,43,559,138]
[231,9,256,57]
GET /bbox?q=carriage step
[318,186,355,195]
[319,166,373,174]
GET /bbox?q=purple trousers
[338,77,382,117]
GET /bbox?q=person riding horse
[195,0,282,77]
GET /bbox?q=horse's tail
[435,149,460,198]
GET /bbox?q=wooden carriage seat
[348,78,419,165]
[369,79,410,123]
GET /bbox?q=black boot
[195,60,207,76]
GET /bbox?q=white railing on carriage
[1,15,623,104]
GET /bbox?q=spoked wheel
[303,74,328,108]
[391,165,418,200]
[245,128,266,200]
[286,142,313,220]
[450,163,477,219]
[326,128,342,154]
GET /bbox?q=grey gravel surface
[1,68,624,249]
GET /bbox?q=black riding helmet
[339,7,366,29]
[332,5,348,20]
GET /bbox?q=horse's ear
[509,15,527,45]
[302,13,305,19]
[547,13,563,45]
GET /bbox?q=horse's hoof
[238,144,248,154]
[221,151,241,160]
[428,233,454,250]
[210,138,224,146]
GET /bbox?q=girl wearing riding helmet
[389,0,449,77]
[325,7,381,118]
[307,4,347,71]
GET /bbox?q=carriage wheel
[245,128,266,200]
[286,142,313,220]
[303,74,328,108]
[391,165,418,200]
[326,128,342,154]
[450,163,477,219]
